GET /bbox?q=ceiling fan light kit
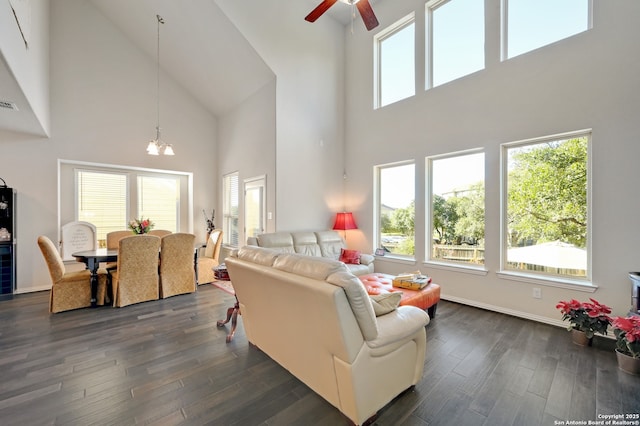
[305,0,379,31]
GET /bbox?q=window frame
[499,129,593,289]
[374,160,416,260]
[426,148,486,269]
[374,13,416,109]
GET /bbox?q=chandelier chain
[156,14,164,140]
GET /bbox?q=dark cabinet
[0,187,16,298]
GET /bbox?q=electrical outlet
[532,288,542,299]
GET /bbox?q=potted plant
[556,298,612,346]
[612,315,640,375]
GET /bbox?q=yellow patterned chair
[111,235,161,307]
[159,233,196,298]
[104,230,132,271]
[197,229,223,284]
[106,230,133,249]
[149,229,172,237]
[37,235,108,313]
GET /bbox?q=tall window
[375,14,415,108]
[503,132,589,279]
[503,0,591,59]
[428,151,485,265]
[427,0,485,88]
[223,172,239,247]
[138,175,179,232]
[77,170,128,242]
[376,162,415,257]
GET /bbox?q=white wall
[344,0,640,324]
[218,80,277,241]
[216,0,346,232]
[0,0,50,135]
[3,0,217,293]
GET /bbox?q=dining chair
[149,229,172,237]
[104,230,132,271]
[159,233,196,298]
[106,230,132,249]
[197,229,223,284]
[37,235,108,312]
[111,235,161,307]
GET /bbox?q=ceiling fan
[305,0,379,31]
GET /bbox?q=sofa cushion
[340,248,361,265]
[326,270,378,341]
[237,246,279,266]
[292,232,322,257]
[273,253,348,281]
[257,232,295,253]
[345,263,371,276]
[315,231,345,260]
[370,292,402,316]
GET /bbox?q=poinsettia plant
[612,315,640,359]
[129,218,154,234]
[556,298,612,338]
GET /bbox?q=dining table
[73,248,118,307]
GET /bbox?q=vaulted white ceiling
[89,0,384,117]
[89,0,275,118]
[0,0,385,136]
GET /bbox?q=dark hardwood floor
[0,285,638,426]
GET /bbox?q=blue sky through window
[507,0,589,59]
[380,21,415,107]
[431,0,484,87]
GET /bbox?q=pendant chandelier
[146,14,174,156]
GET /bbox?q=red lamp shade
[333,212,358,231]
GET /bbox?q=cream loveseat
[226,246,429,425]
[246,230,374,276]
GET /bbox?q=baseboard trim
[442,293,564,328]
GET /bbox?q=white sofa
[246,230,374,276]
[226,246,429,425]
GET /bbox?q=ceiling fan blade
[356,0,379,31]
[305,0,339,23]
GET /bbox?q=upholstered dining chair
[106,230,133,249]
[159,233,196,298]
[104,230,132,271]
[197,229,223,284]
[37,235,108,313]
[149,229,172,237]
[111,235,161,307]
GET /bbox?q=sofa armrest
[366,306,429,355]
[359,253,375,266]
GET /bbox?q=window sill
[496,270,597,293]
[423,261,488,276]
[374,255,416,266]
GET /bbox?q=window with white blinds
[138,175,179,232]
[77,170,128,242]
[223,172,239,246]
[65,164,189,247]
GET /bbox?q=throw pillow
[369,292,402,316]
[339,248,361,265]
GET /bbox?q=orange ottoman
[359,273,440,319]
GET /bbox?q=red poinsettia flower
[612,316,640,358]
[556,298,611,338]
[555,299,581,314]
